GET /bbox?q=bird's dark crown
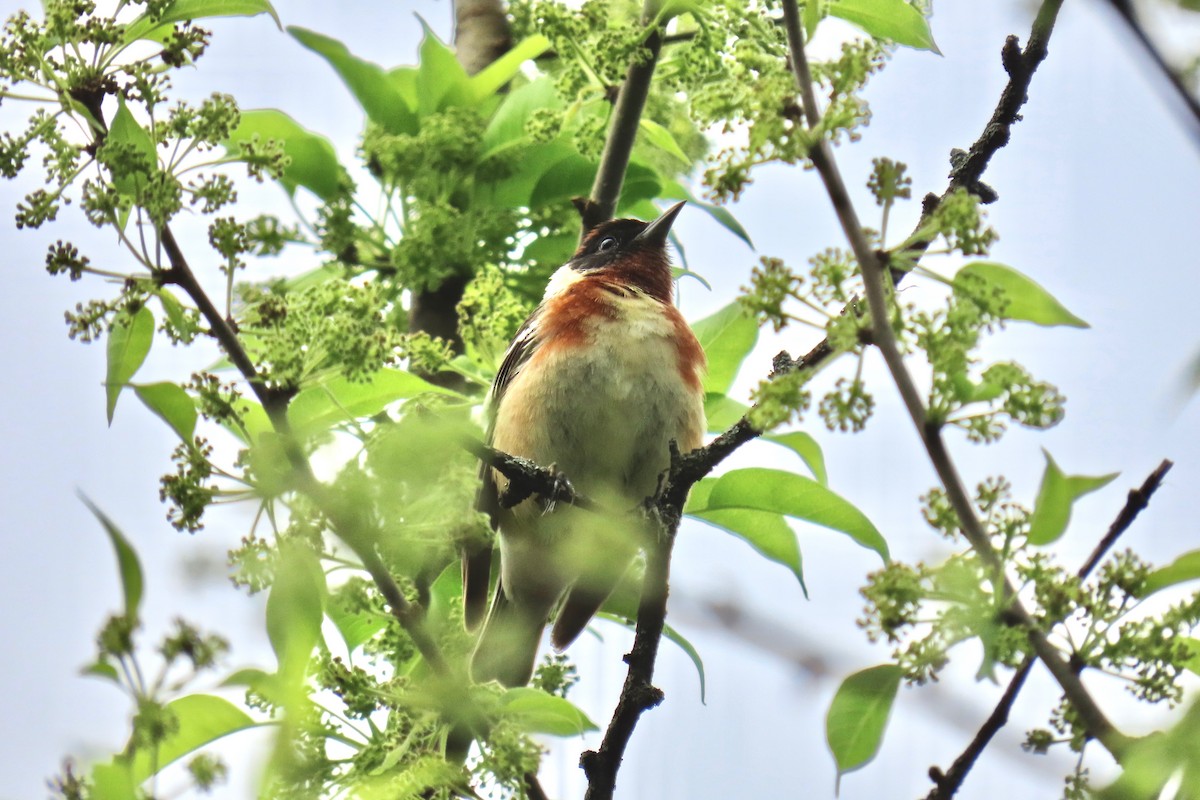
[569,218,658,272]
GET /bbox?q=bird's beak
[634,200,686,247]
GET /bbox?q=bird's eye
[596,237,617,253]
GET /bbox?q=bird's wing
[463,311,541,629]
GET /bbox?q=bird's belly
[492,308,702,508]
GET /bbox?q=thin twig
[925,459,1173,800]
[781,0,1132,762]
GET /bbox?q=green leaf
[826,664,903,781]
[662,181,754,249]
[327,596,388,653]
[687,479,807,593]
[1027,451,1118,545]
[80,496,144,620]
[266,543,325,679]
[105,306,155,424]
[468,34,551,101]
[692,301,758,395]
[1183,638,1200,676]
[500,687,598,736]
[289,26,417,134]
[481,77,562,156]
[288,369,460,437]
[90,761,135,800]
[764,431,827,485]
[134,382,197,442]
[416,18,471,115]
[129,695,258,783]
[81,660,121,683]
[107,96,157,196]
[685,467,888,561]
[955,261,1089,328]
[638,119,690,164]
[1141,550,1200,597]
[225,109,348,201]
[804,0,822,38]
[705,393,748,431]
[121,0,281,44]
[829,0,941,53]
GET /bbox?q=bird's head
[565,201,685,303]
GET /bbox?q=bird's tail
[470,582,545,688]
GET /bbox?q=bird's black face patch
[568,219,650,272]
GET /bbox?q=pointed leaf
[288,369,461,437]
[689,479,807,593]
[956,261,1089,328]
[804,0,822,38]
[692,301,758,395]
[468,34,551,101]
[129,695,258,782]
[289,26,416,134]
[500,687,598,736]
[105,306,154,423]
[826,664,903,780]
[134,382,197,442]
[481,77,562,156]
[106,96,157,196]
[662,180,753,248]
[266,543,325,679]
[327,597,388,653]
[416,19,470,114]
[1141,550,1200,597]
[80,496,144,620]
[705,393,749,431]
[638,118,690,165]
[1027,451,1119,545]
[830,0,941,53]
[123,0,281,44]
[765,430,827,485]
[225,109,348,201]
[685,467,888,561]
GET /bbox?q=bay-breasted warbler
[464,201,707,687]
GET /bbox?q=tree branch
[159,221,451,676]
[461,437,600,512]
[579,0,666,234]
[781,0,1133,762]
[925,459,1173,800]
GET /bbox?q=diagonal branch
[578,0,666,234]
[925,459,1173,800]
[781,0,1132,762]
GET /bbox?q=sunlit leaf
[105,306,154,424]
[289,26,417,134]
[765,430,827,485]
[826,664,903,782]
[287,369,461,437]
[688,479,807,593]
[639,118,690,164]
[129,695,258,782]
[481,78,562,157]
[134,382,197,442]
[830,0,941,53]
[686,468,888,561]
[468,34,551,101]
[501,687,598,736]
[266,543,325,680]
[1141,550,1200,597]
[692,301,758,395]
[955,262,1089,328]
[80,496,144,620]
[106,96,157,196]
[1027,450,1118,545]
[225,109,348,201]
[416,18,470,114]
[123,0,281,44]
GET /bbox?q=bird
[464,200,707,688]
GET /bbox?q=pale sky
[1,1,1198,798]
